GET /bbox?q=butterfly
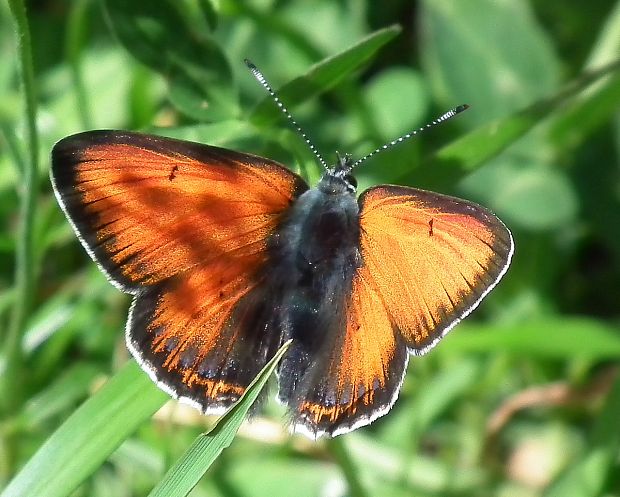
[50,61,513,439]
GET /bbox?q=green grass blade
[437,317,620,360]
[2,0,40,478]
[412,59,620,189]
[549,69,620,148]
[4,0,39,415]
[584,0,620,69]
[1,361,168,497]
[148,340,292,497]
[248,25,401,125]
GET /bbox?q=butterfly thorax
[266,172,361,321]
[276,173,361,276]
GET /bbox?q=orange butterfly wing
[292,185,512,437]
[358,186,513,350]
[51,130,308,412]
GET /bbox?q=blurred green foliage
[1,0,620,496]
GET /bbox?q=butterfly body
[267,170,362,418]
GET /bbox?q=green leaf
[103,0,237,121]
[18,362,100,429]
[44,47,137,133]
[489,162,579,230]
[224,455,338,497]
[437,317,620,359]
[249,25,401,125]
[363,67,429,141]
[420,0,561,124]
[147,340,291,497]
[410,60,620,189]
[1,361,168,497]
[457,150,579,231]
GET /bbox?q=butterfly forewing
[52,131,306,289]
[357,185,513,353]
[51,130,308,412]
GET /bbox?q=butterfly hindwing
[51,130,308,412]
[128,271,287,412]
[288,270,409,438]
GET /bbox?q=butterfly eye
[344,174,357,190]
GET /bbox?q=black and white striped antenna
[245,59,329,171]
[348,104,469,171]
[246,59,469,175]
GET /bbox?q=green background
[1,0,620,496]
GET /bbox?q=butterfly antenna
[349,104,470,171]
[245,59,329,171]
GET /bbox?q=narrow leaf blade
[249,25,401,125]
[148,340,292,497]
[1,361,168,497]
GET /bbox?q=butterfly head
[319,152,357,195]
